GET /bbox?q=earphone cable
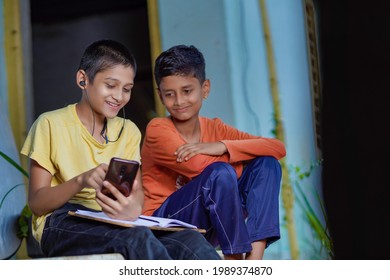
[100,107,125,144]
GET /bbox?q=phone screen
[102,157,139,200]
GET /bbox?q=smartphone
[102,157,139,200]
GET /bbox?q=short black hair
[78,39,137,83]
[154,45,206,87]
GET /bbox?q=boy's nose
[112,90,124,102]
[174,94,183,105]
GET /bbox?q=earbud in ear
[79,81,86,86]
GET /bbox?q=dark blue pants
[40,203,221,260]
[153,156,282,255]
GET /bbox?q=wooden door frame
[4,0,26,151]
[147,0,165,117]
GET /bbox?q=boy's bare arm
[28,159,108,217]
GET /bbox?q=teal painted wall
[157,0,325,259]
[158,0,235,125]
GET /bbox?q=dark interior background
[30,0,155,137]
[318,0,390,259]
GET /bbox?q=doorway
[30,0,155,136]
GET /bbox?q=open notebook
[68,210,205,233]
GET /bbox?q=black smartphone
[102,157,139,200]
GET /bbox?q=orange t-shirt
[141,116,286,215]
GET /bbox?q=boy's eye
[106,84,115,89]
[123,88,131,93]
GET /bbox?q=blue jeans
[40,203,221,260]
[153,156,282,255]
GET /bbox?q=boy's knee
[206,162,238,190]
[205,162,236,179]
[122,226,155,240]
[254,156,281,171]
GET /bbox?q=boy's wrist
[74,175,84,190]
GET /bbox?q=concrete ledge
[36,253,124,260]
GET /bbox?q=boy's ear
[202,79,210,99]
[76,70,88,89]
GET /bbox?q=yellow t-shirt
[20,104,141,243]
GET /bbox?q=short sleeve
[21,115,57,175]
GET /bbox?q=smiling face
[80,64,135,119]
[158,75,210,123]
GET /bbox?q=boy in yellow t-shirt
[21,40,220,260]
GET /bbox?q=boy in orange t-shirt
[141,45,286,260]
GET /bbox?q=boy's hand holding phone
[101,157,140,200]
